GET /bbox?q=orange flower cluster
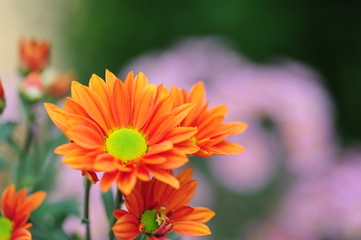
[18,39,73,101]
[0,185,46,240]
[45,70,247,239]
[113,168,215,240]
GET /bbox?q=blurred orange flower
[112,167,215,240]
[19,39,50,73]
[44,72,74,99]
[0,185,46,240]
[170,82,247,158]
[0,79,5,114]
[19,72,44,102]
[45,70,198,194]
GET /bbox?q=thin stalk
[16,104,34,186]
[109,189,124,240]
[82,178,92,240]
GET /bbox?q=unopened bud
[0,79,5,115]
[19,39,50,74]
[19,72,44,102]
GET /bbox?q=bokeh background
[1,1,361,240]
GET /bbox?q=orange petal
[64,97,90,118]
[133,84,156,129]
[168,206,193,220]
[71,81,110,132]
[161,127,197,144]
[113,209,129,219]
[82,170,99,184]
[100,171,118,192]
[125,188,144,218]
[117,171,137,195]
[146,166,180,189]
[176,167,193,185]
[135,164,150,182]
[172,103,194,126]
[145,141,173,156]
[111,80,130,128]
[165,180,197,211]
[178,207,215,223]
[209,141,245,155]
[22,191,46,213]
[153,150,189,169]
[94,153,117,172]
[112,213,140,240]
[11,228,31,240]
[68,125,104,149]
[173,221,211,236]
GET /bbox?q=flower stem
[109,189,123,240]
[140,234,148,240]
[16,102,34,186]
[82,178,92,240]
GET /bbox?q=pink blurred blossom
[122,37,248,90]
[122,37,337,193]
[244,220,316,240]
[278,149,361,239]
[209,62,336,177]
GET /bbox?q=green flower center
[105,128,148,164]
[140,209,159,234]
[0,217,12,240]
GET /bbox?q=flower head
[0,79,5,115]
[170,82,247,158]
[112,167,215,240]
[0,185,46,240]
[43,71,73,98]
[45,70,199,194]
[19,72,44,102]
[19,39,50,74]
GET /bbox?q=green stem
[109,189,124,240]
[6,137,20,156]
[82,178,92,240]
[140,234,148,240]
[16,106,34,186]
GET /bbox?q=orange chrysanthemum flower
[170,82,248,158]
[112,167,215,240]
[19,39,50,73]
[0,185,46,240]
[45,70,199,194]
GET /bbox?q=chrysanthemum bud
[42,69,74,98]
[0,79,5,115]
[19,72,44,102]
[19,39,50,74]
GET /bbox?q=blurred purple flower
[122,37,247,90]
[278,150,361,239]
[244,220,316,240]
[122,37,337,193]
[208,62,336,177]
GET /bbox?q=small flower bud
[19,39,50,74]
[0,79,5,115]
[19,72,44,102]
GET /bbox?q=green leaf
[102,189,114,224]
[0,122,17,140]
